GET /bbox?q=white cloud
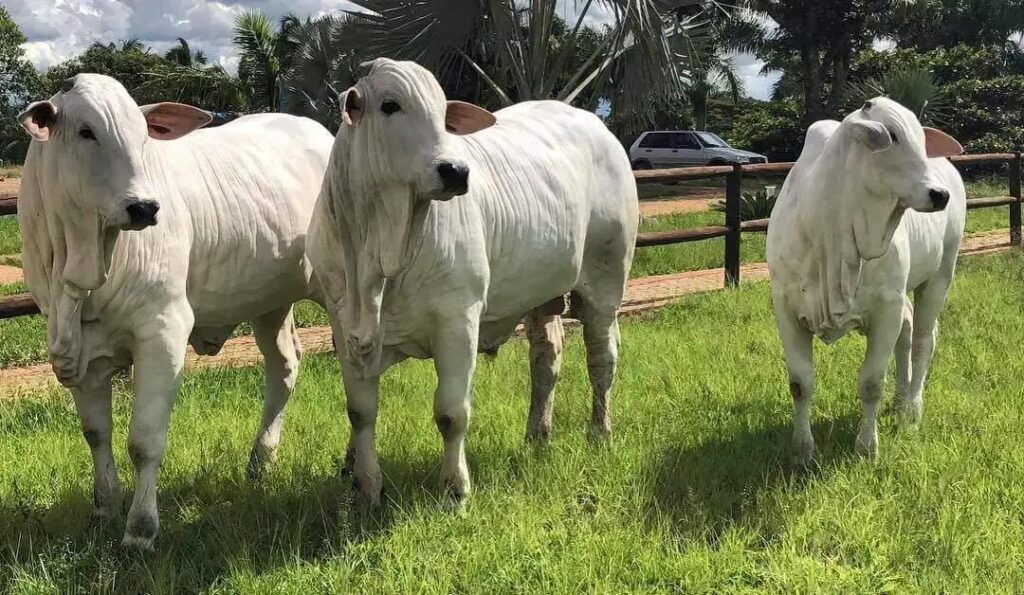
[10,0,359,72]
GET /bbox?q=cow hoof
[440,470,471,504]
[525,424,552,446]
[791,437,815,467]
[352,470,383,510]
[246,445,277,481]
[854,434,878,460]
[894,399,923,427]
[587,421,612,444]
[121,532,156,552]
[91,492,123,521]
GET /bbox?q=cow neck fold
[325,132,430,375]
[793,132,904,338]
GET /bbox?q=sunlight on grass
[0,252,1022,591]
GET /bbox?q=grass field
[0,250,1021,592]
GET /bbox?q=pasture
[1,250,1022,592]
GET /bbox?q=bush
[723,100,805,162]
[713,189,777,221]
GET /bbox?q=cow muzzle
[125,199,160,230]
[436,161,469,196]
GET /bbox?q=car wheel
[632,160,652,170]
[708,159,728,166]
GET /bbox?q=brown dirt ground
[0,177,19,198]
[0,265,23,285]
[0,228,1013,398]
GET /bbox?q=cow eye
[381,100,401,115]
[78,127,96,141]
[888,129,899,144]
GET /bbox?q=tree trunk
[802,46,824,124]
[824,50,851,118]
[694,91,708,131]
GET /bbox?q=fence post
[1010,152,1021,247]
[724,162,742,287]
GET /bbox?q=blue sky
[8,0,779,101]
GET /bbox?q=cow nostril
[126,200,160,227]
[928,188,950,209]
[436,162,469,192]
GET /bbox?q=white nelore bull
[767,97,965,462]
[17,74,333,548]
[308,59,639,505]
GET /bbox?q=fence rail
[0,151,1021,319]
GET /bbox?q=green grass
[0,217,21,257]
[0,251,1021,592]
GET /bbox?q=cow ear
[18,101,58,141]
[923,127,963,158]
[140,102,212,140]
[849,119,891,153]
[340,87,363,127]
[445,101,496,135]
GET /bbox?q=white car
[628,130,768,169]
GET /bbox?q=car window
[639,133,672,149]
[695,132,730,148]
[673,133,701,149]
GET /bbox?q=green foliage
[234,10,284,111]
[0,6,42,162]
[712,189,777,221]
[848,66,949,125]
[881,0,1024,51]
[280,15,361,132]
[853,44,1024,84]
[724,100,805,161]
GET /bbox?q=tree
[0,6,41,161]
[164,38,208,67]
[345,0,726,128]
[882,0,1024,51]
[44,42,166,96]
[281,15,361,131]
[848,66,948,124]
[233,11,304,111]
[728,0,893,124]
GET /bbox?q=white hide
[18,74,333,548]
[308,59,639,504]
[767,97,965,461]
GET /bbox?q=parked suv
[629,131,768,169]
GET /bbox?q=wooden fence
[0,151,1021,319]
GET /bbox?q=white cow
[307,59,639,505]
[17,74,333,548]
[767,97,965,462]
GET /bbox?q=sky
[7,0,781,101]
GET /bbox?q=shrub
[713,189,777,221]
[723,100,805,162]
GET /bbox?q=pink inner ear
[923,127,963,158]
[18,101,57,141]
[141,102,212,140]
[445,101,496,135]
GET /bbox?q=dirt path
[1,229,1014,398]
[0,177,19,198]
[0,265,23,285]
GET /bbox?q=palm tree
[848,66,949,125]
[684,55,743,131]
[233,10,282,110]
[281,15,361,131]
[164,38,207,67]
[233,11,307,111]
[345,0,726,127]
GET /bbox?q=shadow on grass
[0,448,477,592]
[644,412,861,545]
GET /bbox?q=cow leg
[247,306,302,480]
[433,310,481,501]
[893,298,914,418]
[899,278,951,425]
[856,301,904,458]
[525,309,563,444]
[774,302,816,464]
[341,360,383,508]
[71,360,121,520]
[123,308,192,550]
